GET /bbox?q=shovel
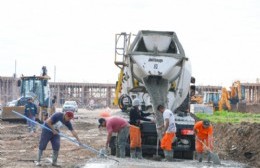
[196,138,221,165]
[152,136,162,161]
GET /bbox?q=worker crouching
[193,119,214,162]
[129,98,153,159]
[98,116,129,158]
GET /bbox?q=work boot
[207,151,211,162]
[35,161,41,166]
[33,127,36,133]
[163,150,173,162]
[136,147,143,159]
[52,150,61,167]
[28,127,32,133]
[165,151,173,161]
[130,149,136,159]
[115,142,120,158]
[163,150,167,161]
[197,153,203,162]
[35,150,43,166]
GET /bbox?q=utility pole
[12,60,17,100]
[14,60,17,78]
[54,65,56,82]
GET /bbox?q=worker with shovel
[157,105,176,161]
[193,119,214,163]
[35,111,81,167]
[129,98,153,159]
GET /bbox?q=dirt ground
[0,108,109,168]
[0,108,259,168]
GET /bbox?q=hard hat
[98,118,106,128]
[132,98,140,106]
[100,111,111,118]
[65,111,74,119]
[203,119,210,127]
[27,97,33,101]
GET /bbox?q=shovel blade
[210,152,221,165]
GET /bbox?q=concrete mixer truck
[112,30,195,159]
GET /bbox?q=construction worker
[24,97,38,133]
[42,111,49,121]
[50,95,57,116]
[98,116,129,158]
[193,119,213,162]
[129,98,153,159]
[35,111,81,166]
[157,104,176,161]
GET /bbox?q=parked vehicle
[62,101,78,112]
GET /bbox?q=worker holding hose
[35,111,81,166]
[193,119,214,162]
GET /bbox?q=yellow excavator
[218,87,231,111]
[219,80,245,111]
[1,66,52,121]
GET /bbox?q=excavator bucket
[1,106,25,121]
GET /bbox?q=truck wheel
[118,94,132,112]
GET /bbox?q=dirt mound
[213,122,260,168]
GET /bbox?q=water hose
[12,110,119,163]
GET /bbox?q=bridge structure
[49,82,115,108]
[241,83,260,105]
[0,76,116,108]
[0,76,260,108]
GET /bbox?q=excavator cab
[203,91,221,110]
[18,76,50,107]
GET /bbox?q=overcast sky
[0,0,259,87]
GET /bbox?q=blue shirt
[45,112,73,131]
[24,102,38,117]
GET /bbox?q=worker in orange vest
[193,119,213,162]
[129,98,153,159]
[157,104,176,161]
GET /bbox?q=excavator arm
[113,69,124,106]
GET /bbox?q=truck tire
[118,94,132,112]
